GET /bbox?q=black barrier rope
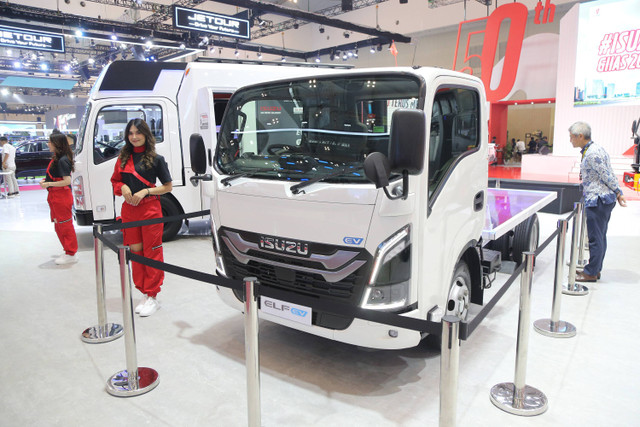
[259,285,443,336]
[93,204,580,342]
[128,251,243,293]
[102,209,210,232]
[535,227,560,257]
[460,261,526,340]
[95,229,120,254]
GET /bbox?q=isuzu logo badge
[259,235,309,257]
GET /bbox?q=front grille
[220,227,372,330]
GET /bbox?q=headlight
[72,176,85,210]
[361,225,411,311]
[210,215,227,276]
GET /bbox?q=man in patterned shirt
[569,121,627,282]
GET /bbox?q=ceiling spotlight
[315,53,321,63]
[75,29,83,37]
[370,45,375,53]
[40,62,49,71]
[111,33,118,41]
[319,26,325,34]
[257,49,263,60]
[348,51,353,57]
[145,40,153,49]
[63,63,71,71]
[342,52,348,60]
[330,51,335,61]
[90,39,95,48]
[88,57,95,64]
[293,23,299,29]
[281,56,286,62]
[354,49,359,58]
[235,48,239,57]
[179,43,185,50]
[377,44,383,51]
[343,32,350,39]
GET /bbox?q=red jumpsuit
[111,150,172,298]
[45,157,78,256]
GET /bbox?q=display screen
[573,0,640,107]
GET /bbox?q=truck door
[423,81,487,294]
[88,99,177,221]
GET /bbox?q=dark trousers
[584,199,615,276]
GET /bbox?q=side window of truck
[93,105,163,165]
[428,87,480,197]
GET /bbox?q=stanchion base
[562,284,589,296]
[490,382,548,416]
[106,367,159,397]
[81,323,124,343]
[533,319,577,338]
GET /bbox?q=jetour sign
[0,25,64,53]
[173,6,250,40]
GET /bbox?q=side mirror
[190,133,207,174]
[189,133,212,186]
[364,152,391,188]
[388,109,426,174]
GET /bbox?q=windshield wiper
[290,165,363,195]
[220,167,279,186]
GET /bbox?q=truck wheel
[512,214,539,265]
[446,261,471,320]
[160,196,182,242]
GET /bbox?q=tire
[160,196,182,242]
[512,214,539,265]
[446,260,471,320]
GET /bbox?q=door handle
[474,191,484,211]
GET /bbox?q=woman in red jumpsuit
[111,118,172,317]
[40,133,78,265]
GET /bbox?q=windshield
[216,74,423,184]
[75,103,91,155]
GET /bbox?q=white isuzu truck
[190,66,554,349]
[71,60,343,240]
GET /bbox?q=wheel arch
[458,240,483,306]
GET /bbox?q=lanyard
[122,156,156,188]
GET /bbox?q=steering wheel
[267,144,302,155]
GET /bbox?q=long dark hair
[49,133,75,172]
[118,118,157,169]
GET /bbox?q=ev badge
[343,237,363,245]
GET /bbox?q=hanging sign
[173,6,250,40]
[452,0,556,102]
[0,25,64,53]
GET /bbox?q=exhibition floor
[1,188,639,427]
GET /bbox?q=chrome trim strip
[224,231,360,270]
[222,236,366,283]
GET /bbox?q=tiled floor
[1,188,639,426]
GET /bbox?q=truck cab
[72,60,343,240]
[200,67,489,349]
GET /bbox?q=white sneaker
[135,295,149,314]
[55,254,78,265]
[138,297,159,317]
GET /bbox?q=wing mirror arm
[190,174,213,187]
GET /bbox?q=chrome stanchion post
[576,201,588,270]
[106,246,159,397]
[439,315,460,427]
[490,252,548,416]
[244,277,261,427]
[563,203,589,296]
[81,224,124,343]
[534,219,576,337]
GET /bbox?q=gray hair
[568,121,591,140]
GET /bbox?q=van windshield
[216,74,423,183]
